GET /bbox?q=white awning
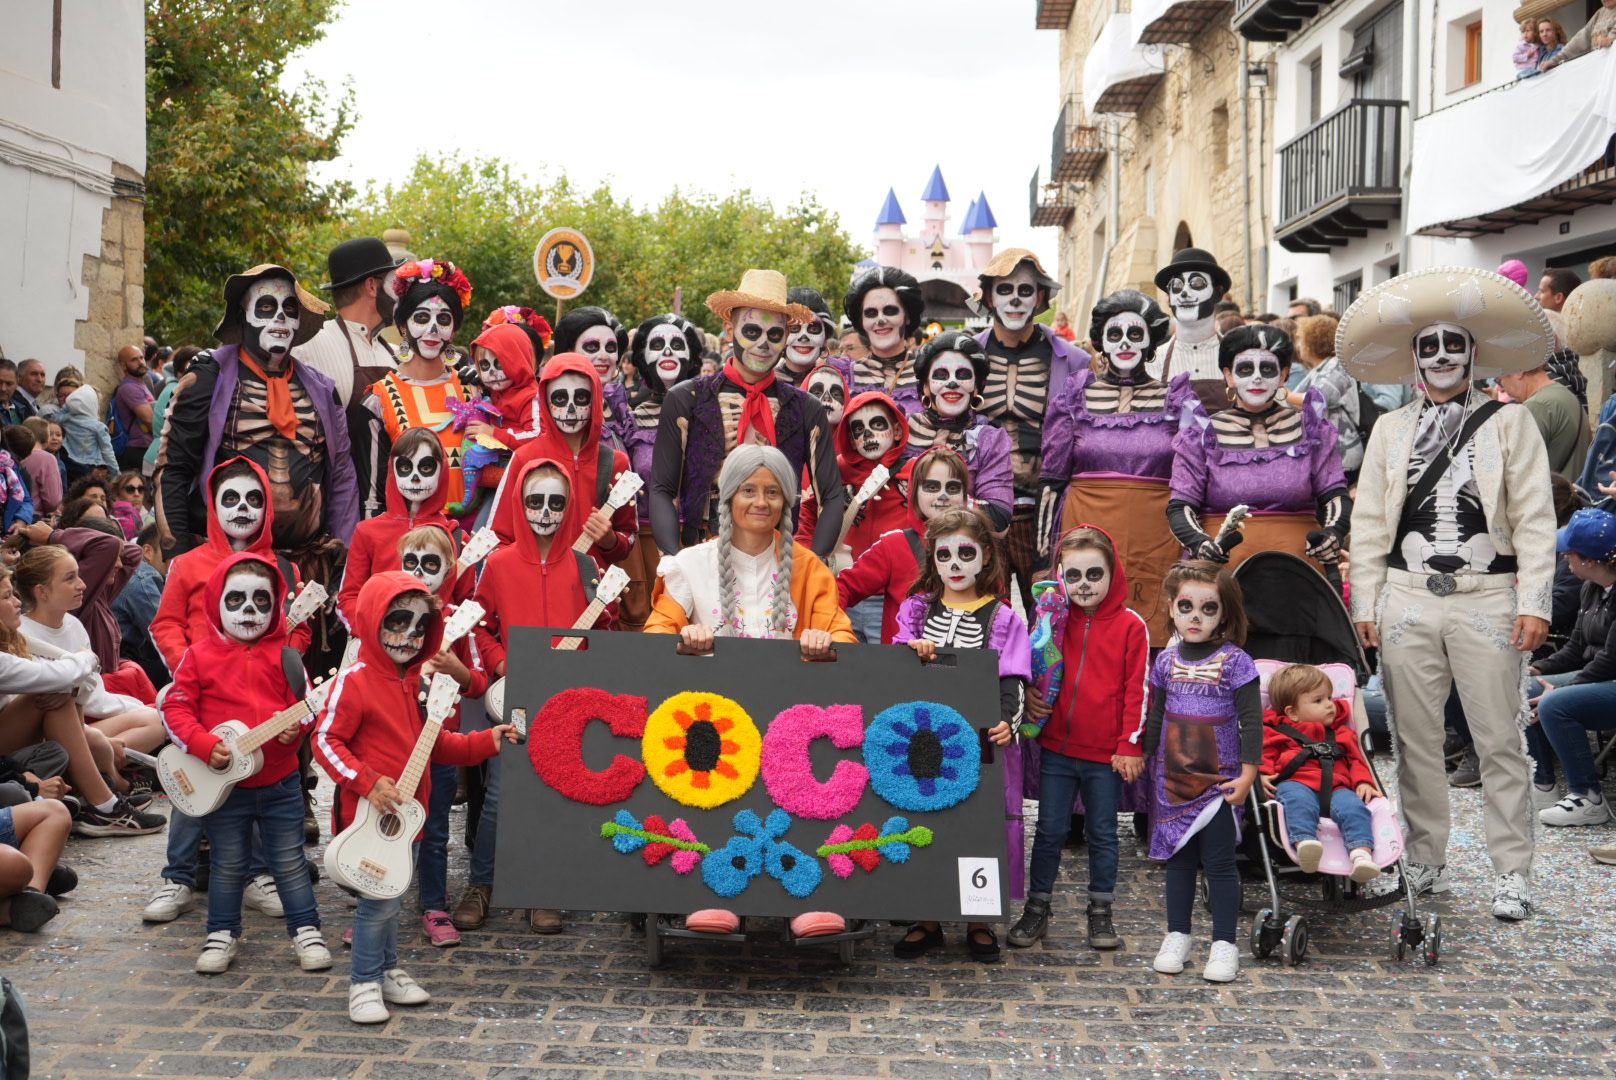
[1082,13,1166,116]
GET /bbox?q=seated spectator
[0,800,74,932]
[55,385,119,484]
[1515,18,1544,77]
[1536,17,1568,68]
[0,439,34,534]
[110,471,149,539]
[112,524,169,690]
[11,422,60,519]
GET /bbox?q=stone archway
[1173,221,1194,251]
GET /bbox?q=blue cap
[1557,507,1616,559]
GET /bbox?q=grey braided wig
[714,445,798,639]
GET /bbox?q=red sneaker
[422,910,461,947]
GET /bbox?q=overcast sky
[284,0,1062,283]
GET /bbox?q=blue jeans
[1028,752,1121,901]
[471,744,500,889]
[417,763,458,912]
[163,805,269,888]
[847,596,883,644]
[201,772,319,936]
[1533,674,1616,795]
[1275,780,1374,852]
[351,891,404,985]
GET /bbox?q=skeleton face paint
[219,568,275,642]
[860,288,906,353]
[393,442,442,508]
[1227,349,1285,409]
[522,472,568,538]
[379,593,432,667]
[644,326,690,388]
[847,403,896,461]
[914,461,965,521]
[989,265,1040,332]
[1101,312,1149,375]
[933,531,984,595]
[242,279,299,362]
[1172,581,1222,642]
[547,372,593,435]
[575,325,621,383]
[925,352,977,419]
[784,317,829,371]
[474,345,510,391]
[407,296,455,361]
[1414,321,1474,394]
[214,474,266,545]
[806,370,847,426]
[1060,549,1112,611]
[1167,271,1217,323]
[400,544,448,594]
[732,307,788,373]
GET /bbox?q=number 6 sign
[957,858,1002,917]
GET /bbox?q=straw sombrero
[707,269,816,325]
[968,248,1060,318]
[1563,278,1616,357]
[214,264,330,349]
[1334,266,1554,383]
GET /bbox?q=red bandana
[723,360,778,446]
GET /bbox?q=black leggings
[1165,801,1240,943]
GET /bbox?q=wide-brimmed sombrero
[213,264,329,348]
[967,248,1060,318]
[1334,265,1554,383]
[1563,278,1616,358]
[707,269,816,325]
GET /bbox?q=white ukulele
[827,464,890,575]
[572,472,644,554]
[323,673,462,900]
[457,527,500,573]
[483,565,629,730]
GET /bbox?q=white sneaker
[1531,782,1564,811]
[1539,793,1612,827]
[1295,838,1324,874]
[142,880,195,923]
[1402,861,1450,896]
[244,875,284,917]
[1348,848,1380,884]
[292,926,332,971]
[195,930,238,974]
[381,968,430,1005]
[1201,940,1240,983]
[1152,931,1193,974]
[348,981,389,1024]
[1491,872,1533,921]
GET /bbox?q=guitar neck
[571,503,625,554]
[233,699,315,755]
[395,719,443,803]
[554,599,607,651]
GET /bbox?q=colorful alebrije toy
[642,692,762,809]
[817,816,934,878]
[701,808,822,898]
[393,258,474,311]
[863,701,980,812]
[1024,580,1066,740]
[601,810,707,875]
[759,704,869,820]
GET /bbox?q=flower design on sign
[641,692,761,809]
[701,808,822,898]
[864,701,980,812]
[818,816,934,878]
[600,810,707,875]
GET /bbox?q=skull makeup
[925,352,977,419]
[784,316,829,371]
[847,402,896,461]
[219,567,275,642]
[400,543,447,594]
[474,344,511,392]
[547,372,593,435]
[1167,271,1217,323]
[913,461,965,521]
[859,288,907,354]
[933,531,984,594]
[379,593,432,667]
[407,295,455,361]
[805,370,847,426]
[1227,349,1285,410]
[1413,321,1474,394]
[575,325,621,383]
[1100,312,1150,375]
[242,278,300,362]
[644,327,690,388]
[989,265,1041,332]
[1060,549,1112,611]
[522,471,568,538]
[214,474,266,546]
[393,442,442,507]
[732,307,789,374]
[1171,581,1222,642]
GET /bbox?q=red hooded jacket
[313,572,498,832]
[1040,524,1150,763]
[490,353,635,562]
[151,456,308,671]
[337,434,455,628]
[1261,698,1374,794]
[402,522,488,724]
[161,552,306,788]
[796,391,909,560]
[469,323,541,449]
[473,456,615,676]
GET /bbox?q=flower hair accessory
[483,304,554,345]
[393,258,474,311]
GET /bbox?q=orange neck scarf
[236,349,300,442]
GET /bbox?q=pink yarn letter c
[761,704,869,819]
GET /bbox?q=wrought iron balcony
[1232,0,1334,42]
[1275,99,1406,254]
[1051,96,1106,182]
[1030,170,1075,227]
[1036,0,1077,29]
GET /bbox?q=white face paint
[1171,581,1222,643]
[925,352,977,419]
[474,344,511,391]
[1060,548,1112,611]
[219,568,274,643]
[1414,321,1474,393]
[379,593,432,667]
[522,472,569,538]
[1167,271,1217,323]
[732,307,788,373]
[1100,311,1150,374]
[933,530,984,595]
[546,372,593,435]
[643,324,690,388]
[784,315,829,370]
[846,402,896,461]
[393,442,442,508]
[407,296,455,360]
[989,265,1040,331]
[400,543,448,594]
[214,474,266,545]
[805,370,847,426]
[1226,349,1285,410]
[913,461,965,521]
[575,325,621,383]
[242,278,299,361]
[859,288,906,353]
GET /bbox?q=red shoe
[685,909,740,934]
[422,910,461,947]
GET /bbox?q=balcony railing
[1232,0,1334,42]
[1030,170,1075,227]
[1275,98,1406,253]
[1036,0,1077,29]
[1051,96,1106,182]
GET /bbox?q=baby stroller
[1231,551,1440,966]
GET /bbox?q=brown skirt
[1061,477,1178,647]
[1200,510,1324,575]
[617,523,660,632]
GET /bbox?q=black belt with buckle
[1425,573,1458,596]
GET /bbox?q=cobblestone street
[18,774,1616,1079]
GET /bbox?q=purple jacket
[974,325,1093,415]
[892,594,1032,680]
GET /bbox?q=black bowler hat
[1154,247,1232,298]
[323,237,398,290]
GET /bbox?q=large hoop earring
[970,393,985,411]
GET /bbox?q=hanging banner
[533,227,595,300]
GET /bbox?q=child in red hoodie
[162,553,330,976]
[338,429,455,629]
[314,571,515,1024]
[1261,663,1381,883]
[1009,525,1148,951]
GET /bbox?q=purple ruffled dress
[1169,390,1346,517]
